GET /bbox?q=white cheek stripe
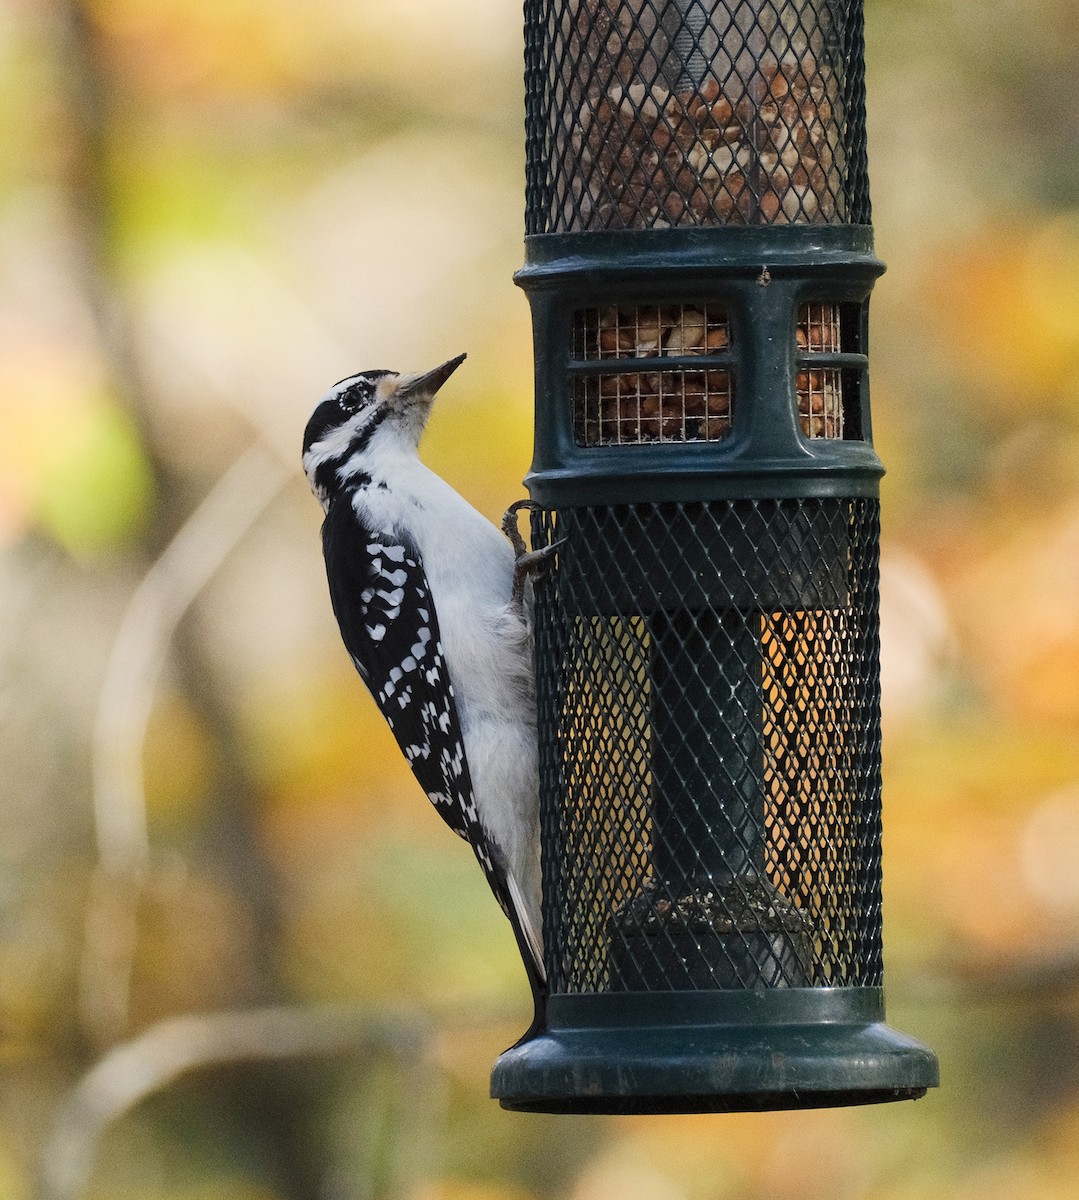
[305,408,379,478]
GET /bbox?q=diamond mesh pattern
[524,0,870,233]
[532,498,883,992]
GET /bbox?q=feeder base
[491,987,937,1114]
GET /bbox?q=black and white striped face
[302,354,466,508]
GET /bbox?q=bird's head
[302,353,466,508]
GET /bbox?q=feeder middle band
[517,225,885,508]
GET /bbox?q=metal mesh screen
[524,0,870,233]
[532,497,883,993]
[567,298,861,446]
[796,300,844,438]
[572,303,734,445]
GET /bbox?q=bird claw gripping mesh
[531,498,884,995]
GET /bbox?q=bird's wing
[320,496,509,901]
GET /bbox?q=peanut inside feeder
[573,304,733,446]
[796,301,843,439]
[570,1,845,230]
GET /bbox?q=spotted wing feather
[320,497,504,890]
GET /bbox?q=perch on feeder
[491,0,939,1112]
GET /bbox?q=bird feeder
[491,0,939,1112]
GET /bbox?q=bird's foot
[501,499,535,561]
[502,500,564,608]
[511,544,563,607]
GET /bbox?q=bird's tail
[503,870,547,1049]
[507,873,546,983]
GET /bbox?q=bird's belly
[436,590,532,723]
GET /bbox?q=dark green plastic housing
[493,990,936,1113]
[494,0,939,1114]
[519,226,884,508]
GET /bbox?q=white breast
[354,455,528,725]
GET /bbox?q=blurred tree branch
[53,0,289,1042]
[38,1006,435,1200]
[50,0,344,1194]
[84,446,289,1039]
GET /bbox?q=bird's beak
[395,353,467,400]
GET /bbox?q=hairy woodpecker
[302,353,547,1010]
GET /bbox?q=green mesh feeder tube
[491,0,939,1112]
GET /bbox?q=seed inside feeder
[573,304,734,446]
[572,0,845,231]
[795,301,844,439]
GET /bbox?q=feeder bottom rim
[498,1086,929,1116]
[490,1013,939,1112]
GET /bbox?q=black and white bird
[302,353,547,1011]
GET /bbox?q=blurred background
[1,0,1078,1195]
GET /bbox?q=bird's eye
[337,379,376,413]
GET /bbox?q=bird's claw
[501,499,538,560]
[503,500,565,607]
[511,542,565,606]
